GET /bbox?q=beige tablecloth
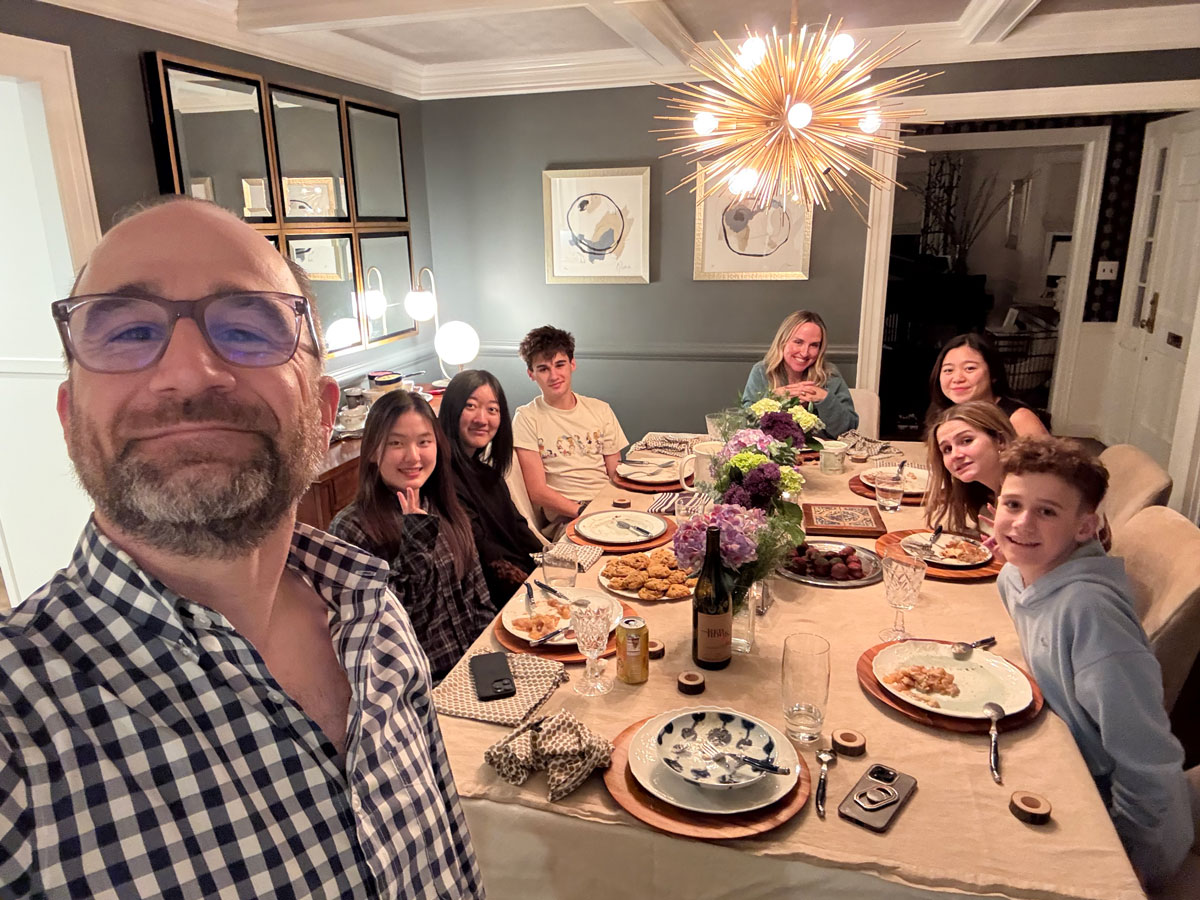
[437,444,1146,900]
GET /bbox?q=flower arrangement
[746,395,825,440]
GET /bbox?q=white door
[1113,111,1200,486]
[0,35,100,603]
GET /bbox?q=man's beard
[68,389,327,558]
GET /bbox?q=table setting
[434,419,1145,900]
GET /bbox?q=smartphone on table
[837,764,917,833]
[469,652,516,702]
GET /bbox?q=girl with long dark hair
[926,333,1048,437]
[330,390,494,683]
[438,370,543,607]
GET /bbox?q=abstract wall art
[543,166,650,284]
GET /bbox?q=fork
[700,740,791,775]
[615,519,651,537]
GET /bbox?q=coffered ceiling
[42,0,1200,99]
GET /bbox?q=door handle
[1139,292,1159,333]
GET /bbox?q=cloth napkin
[648,492,680,514]
[539,538,604,572]
[484,710,614,802]
[432,650,568,727]
[837,429,902,458]
[627,432,705,457]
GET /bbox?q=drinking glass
[541,549,579,588]
[705,413,723,440]
[875,473,904,512]
[781,633,830,743]
[880,550,926,641]
[570,597,614,696]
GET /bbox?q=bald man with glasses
[0,197,484,899]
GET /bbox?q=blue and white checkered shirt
[0,519,485,899]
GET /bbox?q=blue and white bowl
[655,710,775,790]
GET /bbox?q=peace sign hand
[397,488,426,515]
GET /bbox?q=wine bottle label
[695,612,732,663]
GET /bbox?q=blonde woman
[924,400,1017,536]
[743,310,858,437]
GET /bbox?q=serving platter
[775,541,883,588]
[598,571,693,601]
[575,510,669,545]
[899,533,993,568]
[871,640,1033,719]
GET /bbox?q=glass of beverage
[570,596,614,696]
[705,413,723,440]
[541,549,579,588]
[875,472,904,512]
[781,633,830,743]
[880,549,926,641]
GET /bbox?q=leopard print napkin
[484,710,614,801]
[432,650,568,727]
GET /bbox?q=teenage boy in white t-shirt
[512,325,627,525]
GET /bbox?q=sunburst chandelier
[655,17,939,215]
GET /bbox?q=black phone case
[469,652,516,702]
[837,764,917,833]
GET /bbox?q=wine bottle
[692,525,732,670]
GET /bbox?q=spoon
[983,702,1005,784]
[950,635,997,659]
[815,748,835,818]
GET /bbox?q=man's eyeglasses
[51,292,321,374]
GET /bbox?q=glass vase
[731,582,759,654]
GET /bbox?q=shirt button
[351,793,363,812]
[266,690,284,704]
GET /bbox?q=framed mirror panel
[360,233,416,342]
[347,104,407,219]
[270,87,349,221]
[286,235,360,352]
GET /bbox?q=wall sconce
[404,266,480,385]
[364,266,388,321]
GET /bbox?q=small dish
[655,710,775,790]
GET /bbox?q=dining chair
[1098,444,1173,533]
[1153,765,1200,899]
[503,456,552,548]
[848,388,880,439]
[1110,505,1200,714]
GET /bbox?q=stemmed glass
[569,596,614,696]
[880,549,926,641]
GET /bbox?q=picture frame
[543,166,649,284]
[1005,177,1030,250]
[240,177,271,217]
[693,165,812,280]
[282,175,338,217]
[188,176,214,201]
[286,235,346,281]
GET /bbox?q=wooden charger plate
[493,599,637,663]
[875,530,1004,582]
[567,517,677,553]
[848,474,925,506]
[603,717,811,839]
[856,641,1044,734]
[611,473,693,494]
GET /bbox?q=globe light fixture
[364,266,388,321]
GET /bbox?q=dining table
[435,440,1147,900]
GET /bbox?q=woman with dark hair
[439,370,542,607]
[926,333,1048,437]
[330,390,495,683]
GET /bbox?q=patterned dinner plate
[615,459,681,484]
[575,510,669,544]
[655,710,774,789]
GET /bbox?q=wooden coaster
[567,517,678,553]
[602,718,811,840]
[493,600,638,663]
[856,641,1044,735]
[874,530,1004,581]
[848,475,925,507]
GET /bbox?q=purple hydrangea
[673,504,766,572]
[742,462,781,508]
[721,483,752,508]
[718,428,779,464]
[759,410,806,445]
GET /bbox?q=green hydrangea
[779,467,806,495]
[790,406,824,432]
[728,451,770,474]
[749,397,782,417]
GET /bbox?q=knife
[529,627,572,647]
[534,580,571,601]
[524,581,535,618]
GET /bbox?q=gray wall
[0,0,437,383]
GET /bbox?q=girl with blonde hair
[925,400,1018,536]
[743,310,858,437]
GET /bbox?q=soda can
[616,616,650,684]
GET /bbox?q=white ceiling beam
[238,0,579,33]
[959,0,1043,43]
[595,0,693,65]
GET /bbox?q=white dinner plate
[871,640,1033,719]
[500,588,620,647]
[575,510,669,544]
[627,707,800,815]
[860,465,929,495]
[616,460,681,484]
[899,533,993,568]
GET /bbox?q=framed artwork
[188,176,214,201]
[1005,177,1030,250]
[241,177,271,216]
[283,175,338,217]
[543,166,649,284]
[286,236,346,281]
[693,166,812,280]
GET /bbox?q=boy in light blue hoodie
[994,436,1191,891]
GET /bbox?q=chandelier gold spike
[654,16,940,217]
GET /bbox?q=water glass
[541,549,579,588]
[875,474,904,512]
[880,550,926,641]
[570,597,614,696]
[781,633,830,743]
[705,413,723,440]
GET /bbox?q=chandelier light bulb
[738,36,767,69]
[859,110,883,134]
[693,111,719,135]
[729,167,759,195]
[787,102,814,130]
[827,33,855,62]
